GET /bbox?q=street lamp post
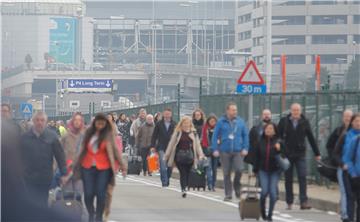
[266,0,272,93]
[42,95,49,113]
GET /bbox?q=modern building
[235,0,360,91]
[85,1,235,67]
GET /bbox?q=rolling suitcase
[187,168,206,191]
[127,146,142,175]
[239,176,261,221]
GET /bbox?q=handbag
[275,154,290,171]
[317,157,338,182]
[175,148,194,165]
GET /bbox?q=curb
[171,171,339,213]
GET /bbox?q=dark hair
[164,108,172,112]
[226,102,237,110]
[206,114,218,125]
[107,113,115,122]
[348,113,360,131]
[83,113,113,149]
[192,108,205,122]
[262,122,278,138]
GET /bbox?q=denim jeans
[337,168,348,220]
[220,152,244,198]
[158,150,172,186]
[284,157,307,205]
[81,167,111,222]
[206,156,219,189]
[259,170,281,218]
[344,171,355,221]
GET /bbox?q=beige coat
[60,131,84,162]
[164,130,204,169]
[74,132,123,186]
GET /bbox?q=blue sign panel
[49,17,77,64]
[68,79,113,88]
[20,103,33,119]
[237,84,266,94]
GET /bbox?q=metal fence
[49,101,179,124]
[200,90,360,184]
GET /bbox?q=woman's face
[73,115,82,129]
[107,115,113,123]
[120,114,126,120]
[352,117,360,130]
[264,124,275,137]
[194,112,202,121]
[181,119,191,132]
[95,119,107,131]
[209,118,217,127]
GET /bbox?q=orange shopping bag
[147,148,159,173]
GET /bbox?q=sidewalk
[172,168,340,213]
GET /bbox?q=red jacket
[81,141,111,170]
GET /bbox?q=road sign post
[236,60,266,174]
[20,103,33,119]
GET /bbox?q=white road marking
[119,175,306,222]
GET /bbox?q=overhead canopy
[2,0,82,3]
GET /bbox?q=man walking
[21,111,67,212]
[211,102,249,201]
[151,108,176,187]
[278,103,321,210]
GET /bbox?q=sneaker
[223,196,232,202]
[300,203,312,210]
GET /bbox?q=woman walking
[253,123,282,222]
[165,116,205,198]
[201,114,219,191]
[192,108,206,137]
[116,113,131,150]
[75,114,123,222]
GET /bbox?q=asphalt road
[107,174,340,222]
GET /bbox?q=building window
[253,37,264,46]
[253,17,264,28]
[239,47,251,53]
[273,55,306,64]
[354,35,360,44]
[272,16,305,25]
[254,56,264,65]
[238,31,251,41]
[312,15,347,24]
[312,0,337,5]
[312,54,347,64]
[312,35,348,44]
[272,35,305,45]
[253,0,261,8]
[354,15,360,24]
[238,13,252,24]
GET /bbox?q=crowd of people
[1,101,360,222]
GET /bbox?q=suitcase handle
[247,174,259,188]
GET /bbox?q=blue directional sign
[237,84,267,94]
[67,79,113,88]
[20,103,33,119]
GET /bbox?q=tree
[345,58,360,90]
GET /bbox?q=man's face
[226,105,238,119]
[343,111,353,127]
[1,105,11,120]
[146,116,154,124]
[33,115,47,134]
[291,104,302,119]
[262,110,272,122]
[139,111,146,119]
[163,110,172,121]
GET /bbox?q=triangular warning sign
[22,105,32,114]
[237,60,265,85]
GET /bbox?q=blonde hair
[175,116,196,133]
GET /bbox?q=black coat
[245,122,266,165]
[332,132,347,167]
[21,128,66,185]
[253,136,282,173]
[278,114,320,158]
[326,125,346,160]
[151,119,177,152]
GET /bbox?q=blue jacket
[343,133,360,177]
[211,115,249,153]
